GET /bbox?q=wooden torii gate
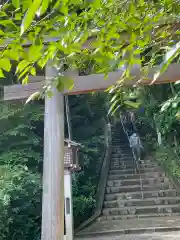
[3,62,180,240]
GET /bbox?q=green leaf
[0,59,11,72]
[30,67,36,76]
[56,77,64,92]
[53,0,61,9]
[55,76,74,92]
[152,41,180,84]
[16,60,30,74]
[0,11,7,17]
[176,112,180,119]
[63,76,74,90]
[124,100,141,109]
[89,0,101,9]
[15,13,22,20]
[175,80,180,85]
[22,0,33,12]
[19,66,31,79]
[21,0,42,35]
[26,91,41,104]
[28,44,43,61]
[47,89,53,98]
[22,75,29,84]
[108,99,119,115]
[0,20,16,28]
[39,0,50,16]
[0,29,4,36]
[0,69,5,78]
[60,4,68,15]
[161,100,171,112]
[4,49,19,61]
[12,0,20,8]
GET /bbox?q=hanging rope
[65,96,72,143]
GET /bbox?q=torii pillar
[41,64,65,240]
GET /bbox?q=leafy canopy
[0,0,179,92]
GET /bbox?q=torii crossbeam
[3,62,180,240]
[3,63,180,101]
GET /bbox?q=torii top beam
[3,63,180,101]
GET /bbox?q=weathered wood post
[64,169,73,240]
[65,96,73,240]
[41,64,64,240]
[64,140,81,240]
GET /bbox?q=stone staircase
[75,123,180,239]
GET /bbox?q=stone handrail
[75,119,112,233]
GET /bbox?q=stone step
[76,216,180,238]
[112,150,131,153]
[112,144,129,147]
[112,145,130,148]
[111,128,124,131]
[110,163,158,169]
[111,158,133,163]
[104,189,179,201]
[111,158,133,162]
[112,148,130,152]
[112,154,132,157]
[111,144,129,147]
[112,138,127,140]
[112,137,125,139]
[106,183,173,194]
[112,149,129,155]
[112,135,126,138]
[111,159,157,164]
[112,137,128,140]
[112,137,127,140]
[110,165,135,170]
[112,133,126,136]
[112,134,126,136]
[111,155,133,158]
[108,172,165,180]
[104,197,180,208]
[109,169,136,175]
[112,152,131,156]
[97,212,180,221]
[111,156,133,160]
[108,174,141,180]
[111,155,132,158]
[111,142,129,145]
[111,150,131,154]
[106,177,169,187]
[110,163,158,170]
[112,148,130,151]
[112,149,130,152]
[110,161,134,167]
[109,167,161,175]
[102,204,180,216]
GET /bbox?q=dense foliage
[0,93,107,239]
[133,83,180,182]
[0,102,43,240]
